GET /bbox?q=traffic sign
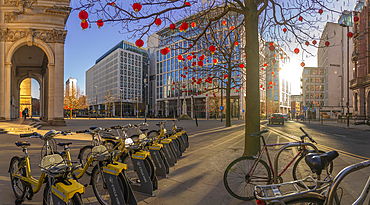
[293,109,295,112]
[303,107,307,111]
[313,108,316,112]
[220,106,224,111]
[242,110,245,112]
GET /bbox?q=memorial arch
[0,0,71,125]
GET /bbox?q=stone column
[52,43,66,125]
[48,63,55,124]
[4,63,11,120]
[0,41,4,120]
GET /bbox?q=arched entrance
[10,45,48,120]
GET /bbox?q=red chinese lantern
[181,22,189,31]
[347,32,353,39]
[260,85,263,88]
[269,81,272,85]
[198,61,203,67]
[298,16,303,21]
[281,56,284,59]
[283,28,287,33]
[224,74,228,79]
[239,64,244,69]
[230,26,235,30]
[222,20,226,25]
[294,48,299,54]
[209,45,216,54]
[305,41,309,46]
[325,41,330,47]
[133,3,142,12]
[312,40,317,45]
[195,94,197,96]
[81,21,89,30]
[172,88,175,90]
[234,41,238,46]
[135,39,144,49]
[189,44,192,47]
[199,55,205,61]
[301,62,305,67]
[213,59,218,65]
[179,26,183,32]
[185,72,188,74]
[264,63,268,67]
[191,22,196,28]
[192,62,196,66]
[269,45,275,51]
[318,9,323,14]
[233,87,235,90]
[107,2,116,6]
[271,71,274,75]
[97,19,104,28]
[187,55,192,61]
[170,23,176,31]
[155,18,162,26]
[79,10,88,22]
[182,85,185,88]
[184,2,191,6]
[354,16,359,24]
[161,47,169,55]
[173,82,175,85]
[178,55,183,62]
[274,83,276,86]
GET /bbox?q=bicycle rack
[169,134,186,153]
[102,162,137,205]
[160,139,177,166]
[273,142,319,184]
[130,151,159,196]
[149,143,169,177]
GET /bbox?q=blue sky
[31,0,356,98]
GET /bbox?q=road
[0,119,369,204]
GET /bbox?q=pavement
[296,118,370,131]
[0,118,369,204]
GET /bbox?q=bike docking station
[102,162,137,205]
[160,138,178,166]
[148,143,170,177]
[169,133,186,153]
[131,151,159,196]
[175,131,189,148]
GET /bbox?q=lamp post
[137,92,139,118]
[144,77,147,122]
[94,86,98,120]
[120,89,123,119]
[339,10,353,127]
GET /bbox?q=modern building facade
[65,77,77,97]
[302,67,325,118]
[86,40,148,117]
[291,94,303,118]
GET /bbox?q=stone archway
[0,1,70,125]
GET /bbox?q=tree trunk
[226,64,232,127]
[243,2,260,156]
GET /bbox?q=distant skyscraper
[66,77,77,97]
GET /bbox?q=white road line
[333,134,346,138]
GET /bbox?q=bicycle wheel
[103,140,117,150]
[223,156,271,201]
[284,198,325,205]
[91,164,129,205]
[9,156,26,199]
[78,145,96,176]
[292,150,333,189]
[43,181,84,205]
[147,130,160,141]
[121,153,154,184]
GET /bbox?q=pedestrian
[23,108,28,120]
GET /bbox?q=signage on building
[330,64,340,67]
[303,106,307,111]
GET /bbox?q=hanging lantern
[179,26,183,32]
[189,44,192,47]
[318,9,323,14]
[354,16,359,24]
[181,22,189,31]
[233,87,235,90]
[260,85,263,88]
[274,54,277,58]
[298,16,303,21]
[234,41,239,47]
[184,2,191,6]
[269,45,275,51]
[230,26,235,30]
[135,39,144,49]
[239,64,244,69]
[294,48,300,54]
[198,61,203,67]
[274,83,276,86]
[325,41,330,47]
[305,41,309,46]
[224,74,228,79]
[264,63,268,67]
[261,67,264,70]
[81,21,89,30]
[271,71,274,75]
[94,19,104,29]
[312,40,317,45]
[283,28,287,33]
[170,23,176,31]
[172,82,175,85]
[209,45,216,54]
[172,88,175,90]
[182,85,186,88]
[184,66,188,70]
[213,59,218,65]
[281,56,284,59]
[269,81,273,85]
[222,20,226,25]
[155,18,162,26]
[107,2,116,6]
[192,62,196,66]
[199,55,205,61]
[300,62,305,67]
[347,32,353,39]
[161,47,169,55]
[132,3,142,12]
[78,10,88,22]
[191,22,196,28]
[177,55,183,62]
[187,55,192,60]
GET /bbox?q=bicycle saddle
[15,141,30,147]
[57,142,72,146]
[140,128,148,132]
[305,151,339,175]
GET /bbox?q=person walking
[23,108,28,120]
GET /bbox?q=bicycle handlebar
[20,132,39,138]
[76,130,89,133]
[299,127,316,144]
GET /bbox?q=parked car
[269,113,284,125]
[282,114,288,121]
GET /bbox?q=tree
[76,0,343,155]
[104,90,115,117]
[64,86,88,118]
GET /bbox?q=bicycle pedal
[15,199,24,205]
[83,183,88,187]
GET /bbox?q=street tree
[104,90,115,117]
[64,86,88,118]
[75,0,345,155]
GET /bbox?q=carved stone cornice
[4,12,24,23]
[0,28,67,43]
[4,0,36,10]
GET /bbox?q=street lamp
[144,77,147,122]
[137,92,139,118]
[339,10,353,127]
[120,89,123,119]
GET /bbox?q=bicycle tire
[223,156,271,201]
[9,156,26,199]
[91,164,129,205]
[284,198,325,205]
[147,130,160,141]
[78,145,95,176]
[292,150,333,189]
[43,181,83,205]
[121,153,154,184]
[72,192,84,205]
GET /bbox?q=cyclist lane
[263,120,370,204]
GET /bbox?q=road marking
[333,134,346,138]
[189,123,244,138]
